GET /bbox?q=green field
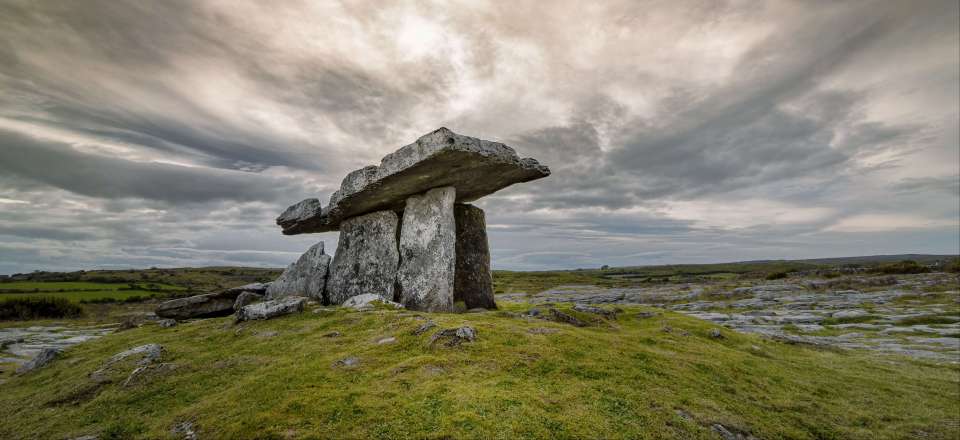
[0,281,185,303]
[0,303,956,439]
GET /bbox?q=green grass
[1,305,957,439]
[0,281,186,304]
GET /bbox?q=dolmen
[273,127,550,312]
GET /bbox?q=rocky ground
[0,324,117,380]
[500,272,960,362]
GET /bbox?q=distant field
[0,281,185,303]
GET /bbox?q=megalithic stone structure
[275,127,550,312]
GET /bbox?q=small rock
[709,328,725,339]
[430,326,477,347]
[171,421,198,440]
[333,356,360,368]
[465,307,489,313]
[412,321,437,335]
[323,331,342,338]
[376,337,397,345]
[527,327,559,335]
[527,308,542,317]
[158,319,177,328]
[573,303,620,319]
[550,309,587,327]
[16,347,60,374]
[254,330,279,338]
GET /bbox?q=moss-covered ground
[1,303,957,439]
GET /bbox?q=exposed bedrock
[278,128,550,234]
[326,210,400,305]
[265,241,330,301]
[454,204,497,309]
[398,186,457,312]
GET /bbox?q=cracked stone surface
[265,241,330,301]
[500,272,960,362]
[454,204,496,310]
[277,127,550,234]
[325,210,400,305]
[1,325,115,369]
[398,187,456,312]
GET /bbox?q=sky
[0,0,957,274]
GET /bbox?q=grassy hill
[1,303,957,439]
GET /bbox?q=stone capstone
[278,128,550,234]
[454,204,496,310]
[265,242,330,301]
[397,187,456,312]
[326,211,400,305]
[235,296,307,322]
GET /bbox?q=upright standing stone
[326,210,400,305]
[454,204,497,309]
[398,186,456,312]
[266,242,330,301]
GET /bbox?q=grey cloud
[0,129,294,204]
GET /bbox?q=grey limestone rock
[454,204,496,310]
[278,128,550,234]
[16,347,60,374]
[233,291,263,310]
[326,211,400,305]
[235,297,307,322]
[156,291,239,320]
[398,187,456,312]
[266,242,330,301]
[341,293,404,310]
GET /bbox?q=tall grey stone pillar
[326,210,400,305]
[398,186,456,312]
[454,204,496,309]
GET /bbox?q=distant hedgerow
[0,296,84,320]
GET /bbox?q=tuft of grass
[0,304,957,439]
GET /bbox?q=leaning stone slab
[235,297,307,322]
[398,187,456,312]
[278,127,550,234]
[454,204,497,310]
[156,291,239,320]
[265,242,330,301]
[326,211,400,305]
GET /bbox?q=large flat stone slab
[278,127,550,234]
[265,242,330,301]
[454,204,497,309]
[325,210,400,305]
[398,187,456,312]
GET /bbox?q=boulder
[265,242,330,301]
[156,291,239,320]
[235,296,307,322]
[233,292,262,310]
[453,204,496,309]
[398,187,456,312]
[16,347,60,374]
[278,127,550,234]
[326,211,400,305]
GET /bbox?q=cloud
[0,0,956,274]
